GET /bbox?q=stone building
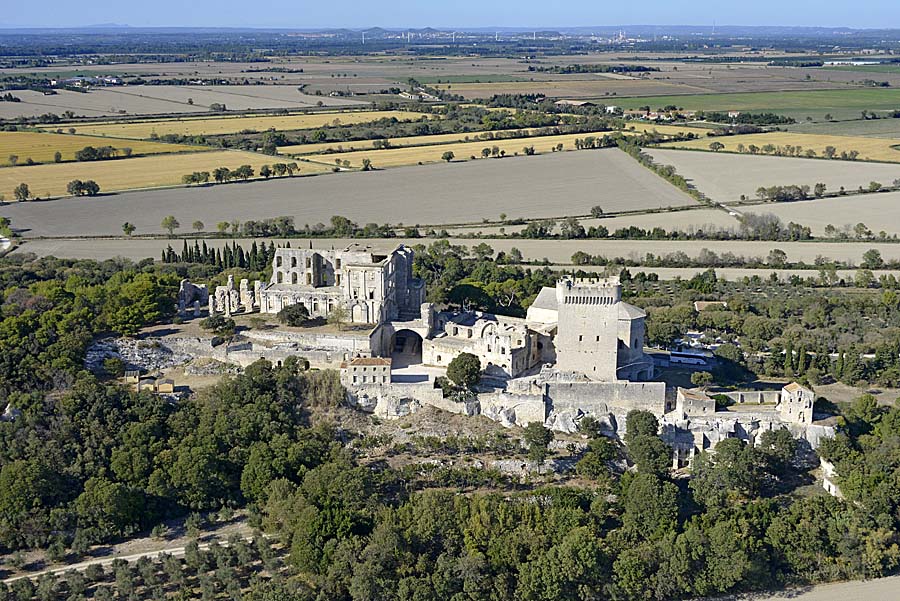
[340,357,392,387]
[259,244,424,325]
[526,277,654,381]
[422,311,541,379]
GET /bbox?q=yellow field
[0,150,332,199]
[308,124,712,169]
[665,132,900,163]
[0,131,205,164]
[310,131,617,169]
[279,128,550,155]
[279,123,711,156]
[627,123,711,137]
[40,111,435,140]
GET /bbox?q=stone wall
[546,380,667,415]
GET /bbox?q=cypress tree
[783,340,794,376]
[797,345,807,374]
[181,240,189,262]
[835,351,844,380]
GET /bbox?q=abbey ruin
[177,243,833,458]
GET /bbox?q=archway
[390,329,423,369]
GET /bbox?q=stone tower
[554,277,623,381]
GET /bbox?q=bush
[277,303,310,327]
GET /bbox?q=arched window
[277,272,284,283]
[292,272,298,285]
[291,257,297,268]
[276,256,283,267]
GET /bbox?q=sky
[2,0,899,30]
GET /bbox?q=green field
[606,89,900,121]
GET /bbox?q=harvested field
[647,149,900,202]
[610,89,900,121]
[448,209,740,236]
[0,131,204,165]
[0,150,696,236]
[309,130,708,169]
[278,123,709,157]
[0,85,364,119]
[433,79,702,99]
[14,237,900,268]
[0,150,331,199]
[785,118,900,139]
[664,132,900,163]
[740,191,900,237]
[279,128,552,156]
[45,110,432,140]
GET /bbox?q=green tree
[690,371,713,388]
[161,215,180,236]
[624,410,659,443]
[523,422,554,462]
[441,150,455,162]
[447,352,481,389]
[122,222,136,236]
[74,477,144,541]
[327,304,349,331]
[622,473,678,539]
[192,220,204,233]
[13,182,29,201]
[277,303,310,327]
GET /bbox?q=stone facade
[422,312,541,379]
[259,244,424,325]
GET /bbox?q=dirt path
[706,575,900,600]
[1,519,256,584]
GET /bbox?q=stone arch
[390,328,423,368]
[351,303,368,323]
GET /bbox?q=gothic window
[291,257,297,268]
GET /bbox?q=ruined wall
[546,380,667,415]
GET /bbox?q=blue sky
[3,0,898,29]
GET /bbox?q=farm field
[608,89,900,121]
[0,150,696,236]
[648,148,900,202]
[44,110,433,140]
[739,190,900,237]
[663,131,900,163]
[785,118,900,138]
[447,208,740,236]
[0,150,331,199]
[0,131,204,164]
[0,85,364,119]
[15,237,900,268]
[433,78,704,99]
[278,122,710,156]
[309,129,709,169]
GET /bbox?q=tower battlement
[557,276,622,305]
